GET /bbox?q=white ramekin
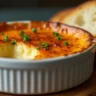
[0,21,95,95]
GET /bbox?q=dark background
[0,0,87,21]
[0,0,87,7]
[0,0,87,22]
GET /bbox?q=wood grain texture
[0,70,96,96]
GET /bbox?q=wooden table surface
[0,70,96,96]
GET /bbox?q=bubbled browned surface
[0,21,94,59]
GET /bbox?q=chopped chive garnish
[52,32,59,36]
[53,32,62,40]
[64,41,69,46]
[36,47,40,50]
[32,28,37,33]
[11,40,17,45]
[57,36,62,40]
[23,35,30,42]
[4,35,8,42]
[20,30,30,42]
[41,42,49,48]
[38,42,49,49]
[20,30,24,37]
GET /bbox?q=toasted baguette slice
[50,8,73,22]
[60,0,96,37]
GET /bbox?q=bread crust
[59,8,74,22]
[61,0,96,37]
[62,0,96,22]
[50,8,73,22]
[50,0,96,23]
[50,0,96,37]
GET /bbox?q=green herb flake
[57,36,62,40]
[36,47,40,50]
[23,35,30,42]
[20,31,30,42]
[11,40,17,45]
[32,28,37,33]
[4,35,8,42]
[64,41,69,46]
[52,32,59,36]
[41,42,49,48]
[20,30,24,37]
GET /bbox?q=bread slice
[59,0,96,37]
[50,8,73,22]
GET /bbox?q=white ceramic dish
[0,21,95,95]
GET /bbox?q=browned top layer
[0,21,94,59]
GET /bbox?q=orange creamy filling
[0,22,93,59]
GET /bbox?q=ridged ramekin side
[0,55,94,95]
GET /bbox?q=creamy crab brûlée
[0,21,94,60]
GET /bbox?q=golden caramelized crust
[0,21,94,60]
[50,8,74,22]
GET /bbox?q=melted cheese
[0,21,93,60]
[0,42,40,59]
